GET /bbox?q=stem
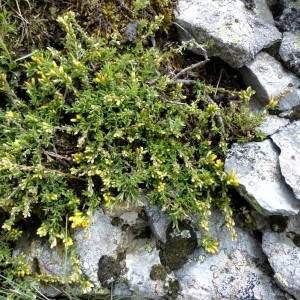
[205,94,225,137]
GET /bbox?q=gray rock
[276,1,300,33]
[74,210,124,285]
[73,209,166,299]
[279,32,300,77]
[262,231,300,299]
[144,202,171,244]
[225,139,300,215]
[175,0,281,68]
[122,20,139,43]
[256,114,290,136]
[13,233,72,298]
[271,121,300,200]
[252,0,276,24]
[240,51,300,111]
[176,210,288,300]
[286,214,300,236]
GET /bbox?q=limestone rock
[175,0,281,68]
[225,139,300,215]
[144,201,171,244]
[73,209,165,298]
[13,233,72,298]
[262,231,300,299]
[276,1,300,33]
[279,32,300,77]
[256,114,290,136]
[240,51,300,111]
[175,210,288,300]
[271,120,300,200]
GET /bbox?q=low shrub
[0,1,268,289]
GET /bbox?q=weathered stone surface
[271,121,300,200]
[73,209,166,298]
[176,210,289,300]
[225,139,300,215]
[279,32,300,77]
[276,0,300,33]
[175,0,281,68]
[240,51,300,111]
[256,114,290,136]
[74,210,124,285]
[144,202,171,244]
[262,230,300,300]
[13,233,72,298]
[13,206,293,299]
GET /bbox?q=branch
[172,21,209,61]
[161,96,189,107]
[173,59,209,79]
[41,148,72,162]
[170,79,196,85]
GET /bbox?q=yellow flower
[37,225,47,237]
[63,236,73,247]
[70,114,83,122]
[5,111,15,120]
[69,211,89,228]
[226,169,239,187]
[207,152,217,164]
[72,152,83,163]
[157,182,166,192]
[200,236,219,254]
[103,193,115,204]
[214,159,224,168]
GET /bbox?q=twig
[173,59,209,79]
[172,21,194,41]
[205,94,225,137]
[171,79,196,85]
[32,286,51,300]
[172,21,209,60]
[161,96,189,107]
[5,187,21,202]
[41,148,72,162]
[214,68,223,97]
[15,0,28,24]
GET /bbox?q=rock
[175,0,281,68]
[74,210,124,285]
[122,20,139,43]
[13,232,72,298]
[262,230,300,299]
[279,32,300,77]
[266,0,285,18]
[73,208,167,298]
[175,210,288,300]
[271,120,300,200]
[240,51,300,111]
[225,139,300,215]
[143,201,172,244]
[276,1,300,33]
[13,204,293,299]
[286,214,300,236]
[256,114,290,136]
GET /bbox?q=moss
[150,264,167,281]
[97,255,122,288]
[269,215,288,233]
[159,221,197,271]
[166,278,180,299]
